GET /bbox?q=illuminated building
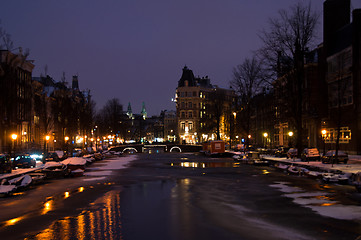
[175,66,235,144]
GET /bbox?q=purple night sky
[1,1,361,116]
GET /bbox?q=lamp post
[64,136,69,155]
[263,132,268,149]
[11,134,17,157]
[288,131,294,147]
[45,135,50,155]
[321,129,327,156]
[230,112,236,150]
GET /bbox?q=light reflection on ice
[270,182,361,220]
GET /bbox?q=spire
[141,102,147,120]
[127,102,133,119]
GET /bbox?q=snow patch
[96,155,137,170]
[270,181,361,220]
[269,182,303,193]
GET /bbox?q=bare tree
[259,1,319,156]
[0,21,13,50]
[96,98,124,137]
[230,56,266,147]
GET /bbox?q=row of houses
[0,49,92,154]
[251,0,361,154]
[174,0,361,155]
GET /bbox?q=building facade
[0,49,34,153]
[175,66,235,144]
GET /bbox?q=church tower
[127,102,133,119]
[141,102,147,120]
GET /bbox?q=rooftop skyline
[1,1,361,116]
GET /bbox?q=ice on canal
[270,181,361,220]
[84,155,138,179]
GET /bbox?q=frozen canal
[1,153,361,239]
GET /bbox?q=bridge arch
[169,146,182,152]
[122,147,138,153]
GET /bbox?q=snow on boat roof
[0,185,17,194]
[61,157,87,165]
[44,161,64,168]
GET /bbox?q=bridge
[109,144,202,154]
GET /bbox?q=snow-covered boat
[0,185,17,197]
[287,165,305,175]
[82,155,95,165]
[232,152,246,162]
[42,161,68,179]
[93,152,104,161]
[322,172,349,184]
[109,151,122,156]
[274,162,289,171]
[8,174,33,189]
[304,170,322,179]
[28,172,46,185]
[61,157,87,171]
[253,159,269,166]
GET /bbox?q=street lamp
[321,129,327,156]
[230,112,237,150]
[11,134,17,157]
[64,136,69,154]
[288,131,293,147]
[263,132,268,149]
[45,135,50,155]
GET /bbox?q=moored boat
[274,162,289,171]
[61,157,87,171]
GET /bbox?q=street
[1,153,361,239]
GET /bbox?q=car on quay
[322,150,348,164]
[44,151,60,162]
[286,148,298,159]
[12,155,36,169]
[274,147,290,158]
[0,154,12,173]
[301,148,320,161]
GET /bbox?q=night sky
[1,1,360,116]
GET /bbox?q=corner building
[175,66,235,144]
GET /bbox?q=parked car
[13,155,36,169]
[72,148,83,157]
[301,148,320,161]
[0,154,12,173]
[44,151,60,162]
[322,150,348,164]
[286,148,298,159]
[274,147,290,158]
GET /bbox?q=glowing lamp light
[65,136,69,141]
[45,135,50,141]
[288,131,294,137]
[11,134,18,140]
[263,133,268,138]
[321,129,327,135]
